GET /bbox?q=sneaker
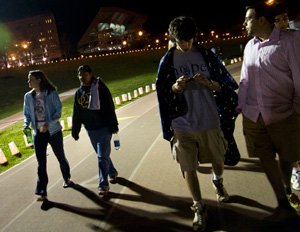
[263,206,298,224]
[99,189,109,196]
[63,179,74,188]
[287,193,300,211]
[109,174,118,183]
[291,171,300,190]
[190,204,208,231]
[212,178,229,203]
[37,195,48,201]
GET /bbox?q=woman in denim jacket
[23,70,73,201]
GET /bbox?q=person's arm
[72,91,82,140]
[287,35,300,113]
[236,60,248,114]
[23,93,32,132]
[46,90,62,129]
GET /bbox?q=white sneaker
[291,171,300,191]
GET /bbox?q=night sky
[0,0,299,47]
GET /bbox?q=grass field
[0,37,250,174]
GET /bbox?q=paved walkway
[1,92,299,232]
[1,63,299,232]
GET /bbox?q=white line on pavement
[99,132,162,230]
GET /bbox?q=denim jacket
[23,90,62,136]
[156,44,239,142]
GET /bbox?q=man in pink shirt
[237,3,300,223]
[274,6,300,192]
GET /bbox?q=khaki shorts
[172,127,227,171]
[243,113,300,162]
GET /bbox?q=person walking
[274,5,300,192]
[237,2,300,223]
[156,16,239,231]
[23,70,73,201]
[72,65,119,196]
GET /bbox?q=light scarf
[88,77,100,110]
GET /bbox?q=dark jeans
[33,130,71,196]
[86,127,118,191]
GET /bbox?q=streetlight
[266,0,275,6]
[22,42,32,65]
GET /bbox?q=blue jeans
[33,130,71,196]
[87,127,118,191]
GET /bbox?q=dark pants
[86,127,118,191]
[33,130,71,196]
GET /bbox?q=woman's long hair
[29,70,57,96]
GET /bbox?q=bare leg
[185,171,202,202]
[212,162,224,176]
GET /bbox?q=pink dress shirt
[237,27,300,125]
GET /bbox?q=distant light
[122,41,127,46]
[266,0,275,6]
[138,31,143,36]
[155,39,159,44]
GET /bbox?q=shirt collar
[253,26,280,44]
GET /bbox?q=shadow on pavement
[227,195,273,212]
[224,157,264,173]
[40,177,299,232]
[197,158,264,175]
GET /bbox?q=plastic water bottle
[25,128,33,145]
[113,134,121,150]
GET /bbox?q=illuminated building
[78,7,147,54]
[4,12,62,65]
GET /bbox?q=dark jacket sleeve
[72,91,82,140]
[156,48,187,141]
[99,81,119,133]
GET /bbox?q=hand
[193,73,211,86]
[172,76,189,93]
[72,133,79,141]
[40,124,49,133]
[193,73,221,92]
